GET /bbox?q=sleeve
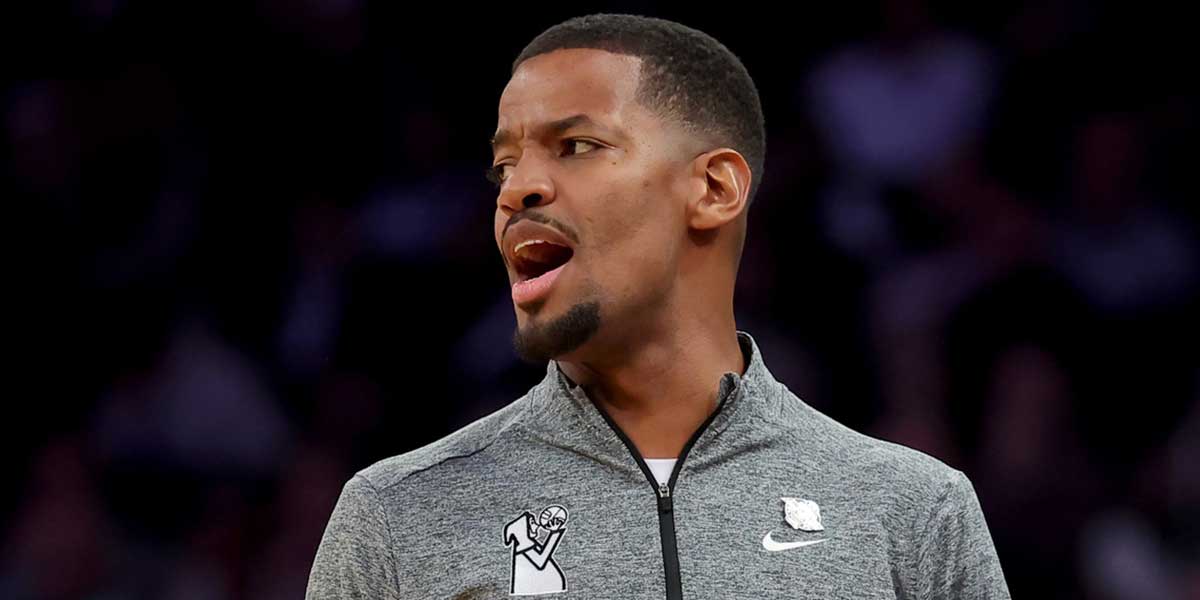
[306,474,401,600]
[911,470,1012,600]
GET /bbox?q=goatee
[512,301,601,363]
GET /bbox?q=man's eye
[486,141,598,188]
[485,164,511,188]
[563,139,600,156]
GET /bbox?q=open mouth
[512,240,574,282]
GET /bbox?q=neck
[557,306,745,460]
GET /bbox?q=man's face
[492,49,690,362]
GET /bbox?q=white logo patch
[781,497,825,531]
[761,497,829,553]
[503,505,569,595]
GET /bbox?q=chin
[512,301,602,363]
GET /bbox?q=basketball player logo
[503,504,569,595]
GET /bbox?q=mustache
[502,211,581,246]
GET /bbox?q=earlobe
[688,149,751,231]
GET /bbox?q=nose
[496,155,555,215]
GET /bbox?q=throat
[591,391,718,460]
[560,330,746,460]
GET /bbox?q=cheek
[587,186,679,285]
[493,211,506,250]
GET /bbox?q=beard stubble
[512,301,602,363]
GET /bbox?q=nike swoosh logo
[761,531,828,552]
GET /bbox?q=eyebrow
[490,114,606,153]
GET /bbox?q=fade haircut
[513,14,767,206]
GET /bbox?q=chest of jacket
[394,453,899,599]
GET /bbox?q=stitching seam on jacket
[377,397,533,491]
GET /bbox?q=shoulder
[771,387,969,511]
[353,394,532,493]
[775,398,1007,593]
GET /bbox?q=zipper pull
[658,483,673,513]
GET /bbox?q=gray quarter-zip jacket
[306,331,1011,599]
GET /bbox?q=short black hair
[514,14,766,207]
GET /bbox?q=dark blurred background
[4,1,1198,598]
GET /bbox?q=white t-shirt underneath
[644,458,677,487]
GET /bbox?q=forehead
[497,48,643,134]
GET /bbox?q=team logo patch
[781,497,825,531]
[503,505,569,595]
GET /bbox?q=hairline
[511,47,716,154]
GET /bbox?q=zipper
[655,481,681,600]
[594,396,728,600]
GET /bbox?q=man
[307,13,1011,599]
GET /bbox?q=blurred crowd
[5,1,1197,598]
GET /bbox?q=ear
[686,148,752,231]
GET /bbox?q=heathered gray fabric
[307,331,1011,599]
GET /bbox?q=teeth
[514,239,553,255]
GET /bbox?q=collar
[520,331,784,472]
